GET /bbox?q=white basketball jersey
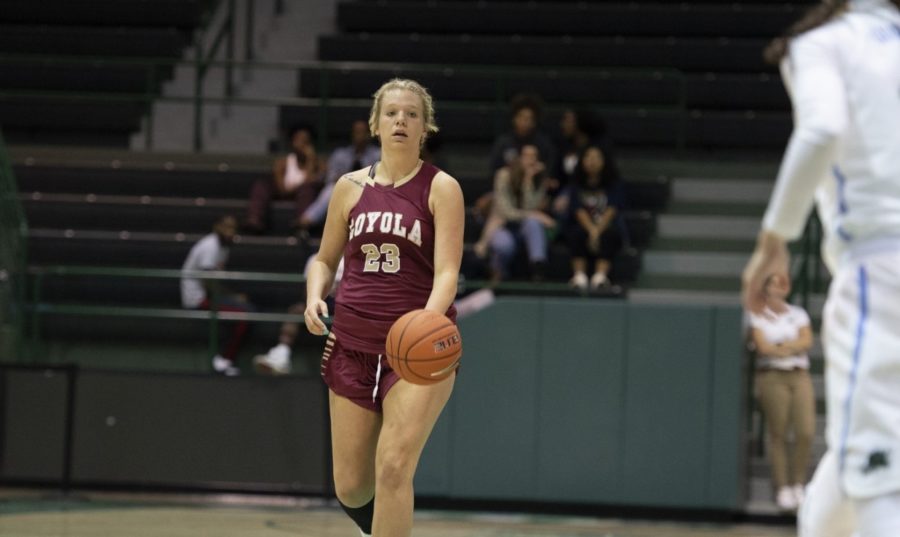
[766,1,900,266]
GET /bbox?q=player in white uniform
[742,0,900,535]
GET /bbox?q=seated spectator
[488,93,557,177]
[180,215,255,375]
[296,119,380,236]
[555,108,607,186]
[474,144,556,282]
[421,130,449,171]
[253,253,344,375]
[563,145,625,291]
[244,124,324,234]
[747,273,815,513]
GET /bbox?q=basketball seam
[388,310,460,384]
[401,323,460,384]
[394,309,431,361]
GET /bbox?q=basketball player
[741,1,900,535]
[303,79,464,537]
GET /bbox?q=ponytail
[764,0,849,65]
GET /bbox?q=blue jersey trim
[839,265,869,474]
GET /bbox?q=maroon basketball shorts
[320,332,401,412]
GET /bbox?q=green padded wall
[621,305,715,507]
[416,298,745,509]
[537,300,627,503]
[449,298,542,499]
[4,298,745,510]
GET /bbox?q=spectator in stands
[243,124,324,234]
[474,144,556,282]
[253,253,344,375]
[555,108,620,187]
[488,93,557,177]
[747,273,815,512]
[296,119,380,236]
[180,215,254,376]
[563,145,625,291]
[421,130,449,171]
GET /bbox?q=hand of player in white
[742,230,790,314]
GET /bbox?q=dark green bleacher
[336,2,802,37]
[291,0,805,150]
[0,0,214,147]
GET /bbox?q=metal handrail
[193,0,237,150]
[23,264,619,368]
[0,127,28,362]
[26,265,307,367]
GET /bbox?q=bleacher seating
[291,0,807,150]
[17,162,667,287]
[0,0,213,146]
[336,2,802,38]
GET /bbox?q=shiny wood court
[0,490,796,537]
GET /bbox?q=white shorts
[800,451,900,537]
[822,250,900,498]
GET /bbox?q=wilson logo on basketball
[433,333,460,353]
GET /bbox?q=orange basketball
[386,309,462,385]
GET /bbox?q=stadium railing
[25,266,305,368]
[23,264,620,368]
[0,128,28,362]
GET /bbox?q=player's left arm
[427,171,465,314]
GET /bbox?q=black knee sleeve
[339,497,374,535]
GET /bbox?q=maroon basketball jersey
[333,161,457,354]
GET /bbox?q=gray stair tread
[657,214,761,240]
[666,200,767,216]
[642,250,747,277]
[672,177,773,203]
[635,274,741,293]
[650,237,755,253]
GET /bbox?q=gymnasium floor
[0,489,795,537]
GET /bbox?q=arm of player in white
[762,29,849,241]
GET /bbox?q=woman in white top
[244,124,324,233]
[742,1,900,535]
[749,274,815,512]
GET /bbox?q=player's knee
[333,471,374,506]
[377,449,415,494]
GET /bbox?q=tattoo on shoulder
[343,173,364,188]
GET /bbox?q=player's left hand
[742,230,790,313]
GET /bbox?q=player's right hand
[742,230,789,314]
[304,299,330,336]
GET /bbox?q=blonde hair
[368,79,439,147]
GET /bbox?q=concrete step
[635,273,740,292]
[626,288,741,306]
[642,250,747,278]
[650,236,755,253]
[671,177,773,203]
[617,153,780,181]
[656,214,760,240]
[666,199,767,216]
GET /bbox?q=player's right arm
[743,28,847,313]
[762,29,848,241]
[304,169,365,335]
